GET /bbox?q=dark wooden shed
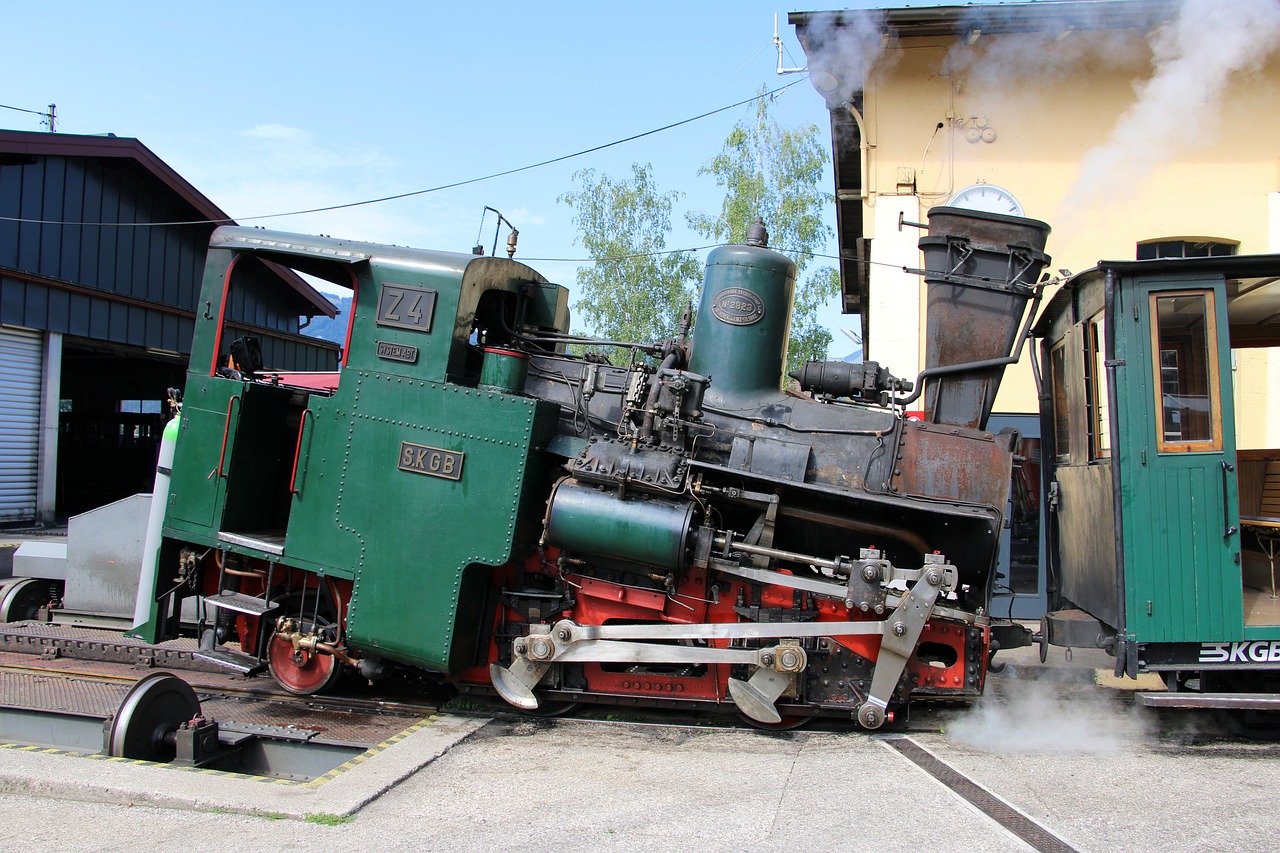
[0,129,339,521]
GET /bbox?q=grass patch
[305,813,354,826]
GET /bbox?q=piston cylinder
[545,479,696,570]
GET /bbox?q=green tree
[559,164,703,363]
[688,88,841,374]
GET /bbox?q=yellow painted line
[304,714,440,788]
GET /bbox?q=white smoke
[944,11,1146,89]
[1061,0,1280,214]
[947,681,1152,754]
[798,10,897,108]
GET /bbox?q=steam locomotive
[125,205,1046,728]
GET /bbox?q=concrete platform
[1,619,1271,852]
[2,710,1277,852]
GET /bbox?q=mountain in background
[302,294,352,346]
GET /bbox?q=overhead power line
[1,102,56,131]
[0,81,806,229]
[0,102,47,117]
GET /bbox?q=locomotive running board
[1139,692,1280,710]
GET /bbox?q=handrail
[290,409,312,495]
[215,395,240,478]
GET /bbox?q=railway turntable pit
[0,622,457,786]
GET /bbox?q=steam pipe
[479,206,519,258]
[494,309,663,355]
[638,344,682,442]
[776,504,930,556]
[893,284,1042,408]
[846,101,872,201]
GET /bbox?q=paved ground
[0,639,1275,851]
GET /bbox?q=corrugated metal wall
[0,326,42,521]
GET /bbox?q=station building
[791,0,1280,614]
[0,129,339,523]
[792,0,1280,431]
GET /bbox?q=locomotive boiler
[131,206,1047,727]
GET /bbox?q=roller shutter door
[0,327,42,522]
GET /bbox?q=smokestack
[918,207,1050,430]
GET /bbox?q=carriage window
[1049,341,1071,463]
[1150,291,1221,453]
[1086,315,1111,459]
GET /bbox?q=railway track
[0,624,449,781]
[0,655,442,718]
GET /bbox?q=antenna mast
[774,14,806,74]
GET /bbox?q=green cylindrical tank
[545,479,696,570]
[479,347,528,393]
[688,240,797,407]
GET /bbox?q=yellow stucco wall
[856,26,1280,444]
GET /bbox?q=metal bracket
[844,547,890,614]
[855,567,945,729]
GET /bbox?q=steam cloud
[798,1,1280,219]
[799,10,896,107]
[1061,0,1280,214]
[948,681,1152,753]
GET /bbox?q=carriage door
[1124,279,1242,642]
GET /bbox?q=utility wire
[527,245,902,276]
[526,244,722,264]
[0,102,49,117]
[0,79,807,229]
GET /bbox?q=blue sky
[0,0,955,358]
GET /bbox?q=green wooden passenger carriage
[1037,254,1280,702]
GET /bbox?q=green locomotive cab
[1036,254,1280,718]
[135,228,570,688]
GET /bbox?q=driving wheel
[105,673,201,761]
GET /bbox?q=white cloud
[240,123,311,143]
